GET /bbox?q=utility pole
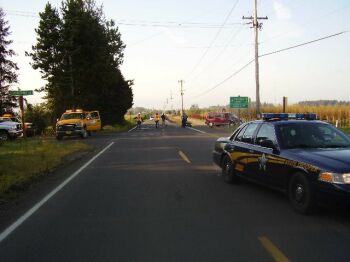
[283,96,288,113]
[69,55,75,109]
[178,80,184,116]
[170,90,174,112]
[243,0,267,118]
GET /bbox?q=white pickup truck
[0,118,23,140]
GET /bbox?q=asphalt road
[1,121,350,262]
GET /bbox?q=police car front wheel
[288,172,315,214]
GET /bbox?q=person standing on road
[135,113,143,129]
[182,113,188,128]
[155,112,160,129]
[161,113,166,128]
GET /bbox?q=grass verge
[102,118,136,133]
[0,138,91,202]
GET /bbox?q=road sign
[230,96,249,108]
[9,90,33,96]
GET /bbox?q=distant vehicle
[205,112,241,127]
[56,109,101,140]
[1,114,34,137]
[0,118,22,140]
[213,113,350,214]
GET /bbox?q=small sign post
[9,90,34,138]
[230,96,249,122]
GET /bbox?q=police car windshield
[277,122,350,149]
[61,113,84,120]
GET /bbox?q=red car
[205,112,240,127]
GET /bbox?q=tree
[28,0,133,124]
[0,8,18,115]
[25,103,52,135]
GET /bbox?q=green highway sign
[9,90,33,96]
[230,96,249,109]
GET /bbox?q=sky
[1,0,350,110]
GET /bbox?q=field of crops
[187,105,350,127]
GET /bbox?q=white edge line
[187,127,207,134]
[0,141,115,243]
[128,126,137,132]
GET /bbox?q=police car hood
[284,148,350,173]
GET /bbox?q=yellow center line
[178,150,191,164]
[258,236,290,262]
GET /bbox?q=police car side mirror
[261,139,277,150]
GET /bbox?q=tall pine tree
[28,0,133,124]
[0,8,18,115]
[27,3,65,118]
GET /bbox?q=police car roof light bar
[262,113,288,121]
[262,113,317,121]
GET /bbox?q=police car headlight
[10,126,16,130]
[319,172,350,184]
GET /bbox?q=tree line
[0,0,133,126]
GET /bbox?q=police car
[212,113,350,214]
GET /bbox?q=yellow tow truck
[55,109,101,140]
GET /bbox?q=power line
[188,26,245,83]
[189,59,254,99]
[259,30,349,58]
[4,10,244,28]
[260,2,350,45]
[114,22,242,29]
[188,29,350,101]
[185,0,241,78]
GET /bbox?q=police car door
[234,123,260,180]
[254,123,282,186]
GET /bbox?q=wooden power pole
[243,0,268,118]
[178,80,184,116]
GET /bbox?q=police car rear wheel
[222,156,239,184]
[288,172,315,214]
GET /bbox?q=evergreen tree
[26,3,66,118]
[28,0,133,124]
[0,8,18,115]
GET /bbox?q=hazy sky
[1,0,350,110]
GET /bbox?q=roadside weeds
[0,138,92,203]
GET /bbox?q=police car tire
[222,155,239,184]
[56,135,63,140]
[288,172,315,214]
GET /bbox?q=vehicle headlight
[10,126,16,130]
[319,172,350,184]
